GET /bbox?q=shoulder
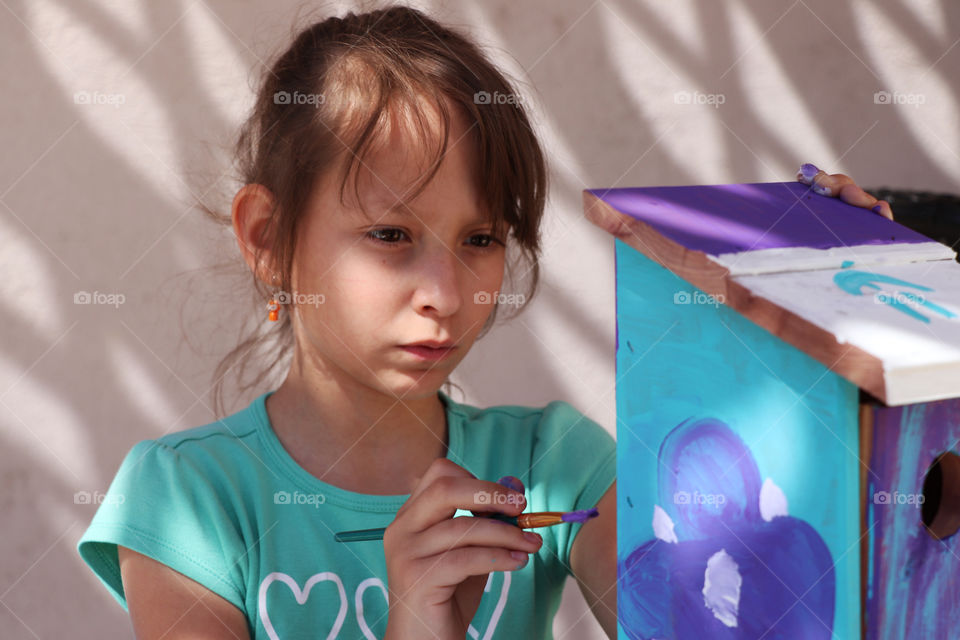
[147,394,265,462]
[116,394,268,493]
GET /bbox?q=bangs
[323,56,506,238]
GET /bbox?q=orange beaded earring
[267,272,280,322]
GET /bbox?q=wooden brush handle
[516,512,565,528]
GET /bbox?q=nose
[411,243,463,318]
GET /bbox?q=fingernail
[523,531,541,544]
[510,551,529,569]
[497,475,524,492]
[872,204,883,214]
[799,163,820,181]
[813,183,831,196]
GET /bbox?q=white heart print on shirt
[258,570,512,639]
[259,572,349,640]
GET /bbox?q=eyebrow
[376,203,492,225]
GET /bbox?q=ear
[232,183,277,280]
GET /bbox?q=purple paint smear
[865,399,960,639]
[587,182,933,256]
[562,507,599,523]
[619,417,835,638]
[798,163,821,181]
[497,475,525,493]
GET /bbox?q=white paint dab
[702,549,742,628]
[652,504,678,544]
[759,477,789,522]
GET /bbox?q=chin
[383,369,449,398]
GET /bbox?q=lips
[399,342,457,361]
[404,341,455,349]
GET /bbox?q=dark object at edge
[869,188,960,263]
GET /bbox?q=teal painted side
[615,240,860,639]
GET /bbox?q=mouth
[399,341,457,361]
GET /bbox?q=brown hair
[201,4,548,417]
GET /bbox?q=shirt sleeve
[529,401,616,580]
[76,439,247,613]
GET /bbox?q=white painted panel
[735,260,960,405]
[711,242,956,276]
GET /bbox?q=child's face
[290,104,504,399]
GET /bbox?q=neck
[264,351,449,494]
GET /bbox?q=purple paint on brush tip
[799,163,820,181]
[561,508,599,523]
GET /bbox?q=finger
[812,173,896,218]
[422,545,533,585]
[834,180,877,207]
[799,164,846,200]
[871,200,894,220]
[396,458,476,523]
[415,516,542,559]
[401,476,526,534]
[836,185,894,220]
[497,475,525,493]
[472,475,525,517]
[406,458,474,504]
[798,165,852,197]
[822,175,896,220]
[809,171,853,198]
[796,162,822,185]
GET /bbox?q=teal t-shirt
[77,389,616,639]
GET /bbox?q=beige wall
[2,0,958,638]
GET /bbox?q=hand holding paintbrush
[361,462,602,639]
[375,462,545,639]
[336,474,599,542]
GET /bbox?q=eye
[467,233,502,250]
[366,228,408,245]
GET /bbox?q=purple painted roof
[587,182,934,256]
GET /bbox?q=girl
[77,5,892,640]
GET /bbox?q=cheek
[466,258,506,313]
[294,249,390,322]
[324,274,399,323]
[475,256,506,294]
[303,240,397,296]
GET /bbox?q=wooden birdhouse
[583,182,960,639]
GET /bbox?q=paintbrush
[334,508,599,543]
